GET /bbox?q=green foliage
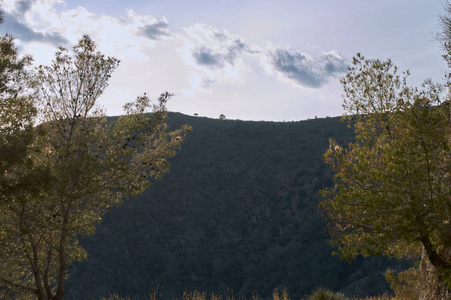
[101,287,283,300]
[0,34,49,205]
[0,35,190,299]
[305,287,349,300]
[76,287,400,300]
[272,287,290,300]
[385,267,419,300]
[320,53,451,294]
[0,32,53,299]
[65,114,401,299]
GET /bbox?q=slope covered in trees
[65,113,409,299]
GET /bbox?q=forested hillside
[65,113,408,299]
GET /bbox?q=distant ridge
[66,113,409,299]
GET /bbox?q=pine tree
[320,54,451,299]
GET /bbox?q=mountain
[65,113,409,299]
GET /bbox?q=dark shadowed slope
[65,113,409,299]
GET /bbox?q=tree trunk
[418,249,451,300]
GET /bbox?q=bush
[385,267,419,300]
[272,287,290,300]
[305,288,350,300]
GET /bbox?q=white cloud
[261,43,349,88]
[176,23,260,96]
[0,0,352,120]
[1,0,173,61]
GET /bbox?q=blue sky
[0,0,447,121]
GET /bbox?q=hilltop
[65,113,409,299]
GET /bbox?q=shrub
[385,267,419,300]
[272,287,290,300]
[305,287,350,300]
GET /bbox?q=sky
[0,0,448,121]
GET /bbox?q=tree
[320,53,451,299]
[0,35,190,300]
[0,28,53,300]
[438,1,451,49]
[0,33,50,205]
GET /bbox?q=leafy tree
[0,24,53,300]
[320,53,451,298]
[0,35,190,300]
[0,33,50,205]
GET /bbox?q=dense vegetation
[321,54,451,299]
[64,113,409,299]
[4,2,451,299]
[0,33,189,299]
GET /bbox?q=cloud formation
[321,51,349,74]
[138,20,170,40]
[184,24,257,69]
[176,24,258,96]
[1,3,69,47]
[14,0,35,15]
[192,38,248,68]
[192,46,223,67]
[0,0,353,120]
[264,47,348,88]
